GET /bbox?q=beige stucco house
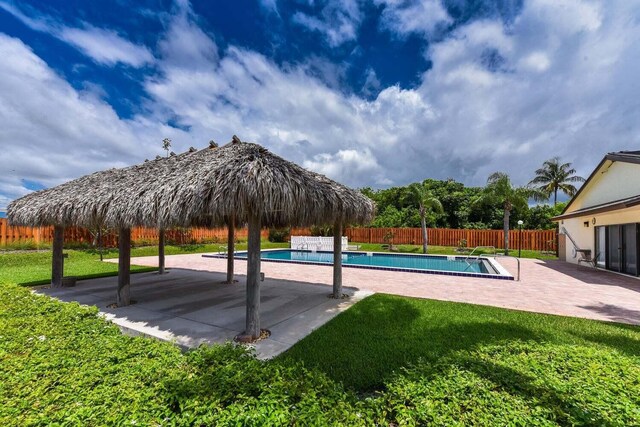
[553,151,640,277]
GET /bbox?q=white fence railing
[290,236,348,251]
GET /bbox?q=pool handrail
[495,253,521,281]
[463,246,497,271]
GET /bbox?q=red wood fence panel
[0,218,556,251]
[344,227,556,251]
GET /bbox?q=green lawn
[1,251,638,425]
[280,294,640,424]
[0,240,290,286]
[0,250,156,286]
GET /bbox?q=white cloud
[376,0,451,37]
[361,67,381,96]
[292,0,362,47]
[303,149,385,185]
[58,25,154,67]
[409,0,640,184]
[519,51,551,72]
[0,34,186,203]
[0,1,153,67]
[157,2,218,69]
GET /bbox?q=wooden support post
[117,227,131,307]
[158,228,166,274]
[51,225,64,288]
[332,221,343,298]
[244,214,261,339]
[225,217,235,283]
[0,219,6,247]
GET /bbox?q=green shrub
[268,227,290,243]
[384,342,640,426]
[309,224,332,236]
[0,239,48,251]
[131,238,157,247]
[198,236,220,244]
[63,241,93,250]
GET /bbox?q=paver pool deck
[42,254,640,358]
[119,254,640,325]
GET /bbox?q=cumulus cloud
[411,0,639,184]
[157,2,218,69]
[0,1,153,67]
[0,33,186,203]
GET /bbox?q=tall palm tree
[478,172,540,255]
[528,157,585,205]
[406,183,443,254]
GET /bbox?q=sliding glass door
[608,225,622,272]
[622,224,638,276]
[603,223,638,276]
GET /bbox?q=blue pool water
[228,250,509,278]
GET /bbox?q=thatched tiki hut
[8,136,375,341]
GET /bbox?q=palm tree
[528,157,585,205]
[406,183,443,254]
[162,138,172,157]
[478,172,540,255]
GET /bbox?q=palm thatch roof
[8,137,375,228]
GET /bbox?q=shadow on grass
[445,354,620,426]
[281,293,640,389]
[18,267,157,287]
[278,294,551,392]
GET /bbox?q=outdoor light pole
[517,220,524,258]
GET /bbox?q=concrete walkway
[39,269,371,359]
[119,254,640,325]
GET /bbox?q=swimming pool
[218,250,512,280]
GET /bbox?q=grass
[352,242,558,260]
[0,240,288,286]
[280,294,640,391]
[2,251,639,425]
[279,294,640,424]
[0,250,155,286]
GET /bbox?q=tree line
[361,157,584,254]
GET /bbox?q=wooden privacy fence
[345,227,557,251]
[0,218,311,248]
[0,219,555,251]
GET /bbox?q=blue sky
[1,0,639,210]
